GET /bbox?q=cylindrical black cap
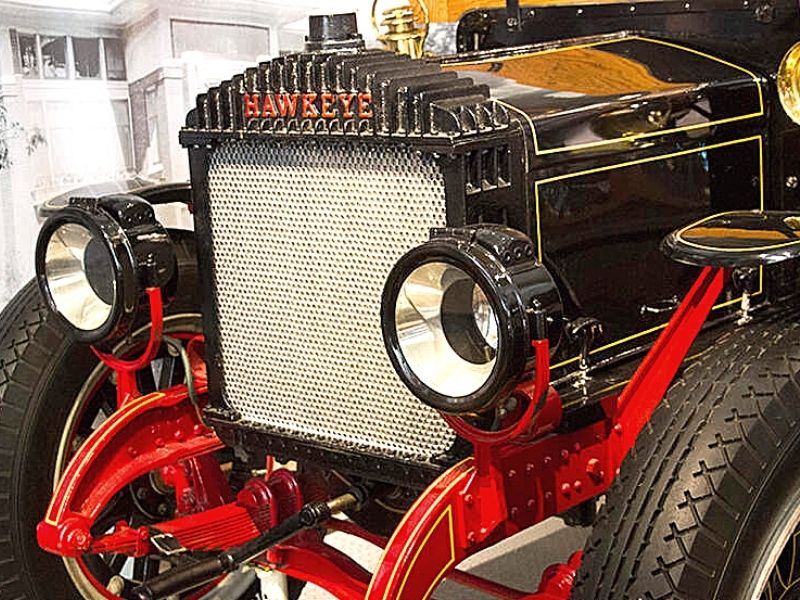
[305,13,364,51]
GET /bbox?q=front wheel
[573,306,800,600]
[0,232,237,599]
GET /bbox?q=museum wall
[0,0,394,305]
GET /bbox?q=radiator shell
[203,139,457,462]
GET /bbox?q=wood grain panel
[446,46,686,96]
[410,0,619,23]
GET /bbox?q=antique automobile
[6,1,800,598]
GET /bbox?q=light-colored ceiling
[0,0,369,28]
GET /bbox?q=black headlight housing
[381,225,562,415]
[35,194,176,346]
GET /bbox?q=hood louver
[184,50,509,140]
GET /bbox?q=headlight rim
[35,204,139,344]
[381,237,529,415]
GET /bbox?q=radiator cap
[306,13,365,52]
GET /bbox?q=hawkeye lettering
[243,92,374,120]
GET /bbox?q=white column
[65,35,75,79]
[99,37,108,80]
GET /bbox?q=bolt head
[587,458,604,481]
[67,528,91,551]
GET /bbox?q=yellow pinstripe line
[366,462,474,600]
[547,136,764,371]
[395,506,456,600]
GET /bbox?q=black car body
[170,0,800,489]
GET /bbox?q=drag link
[128,486,368,600]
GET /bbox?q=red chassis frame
[37,266,726,600]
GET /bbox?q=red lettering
[339,93,356,119]
[245,91,373,122]
[261,94,277,118]
[244,93,260,118]
[357,93,374,119]
[320,93,337,118]
[301,93,319,118]
[275,93,299,118]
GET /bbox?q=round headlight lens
[395,261,499,398]
[44,223,116,331]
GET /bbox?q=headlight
[381,225,562,414]
[36,195,176,345]
[778,42,800,125]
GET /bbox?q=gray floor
[299,518,590,599]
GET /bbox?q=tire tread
[574,309,800,600]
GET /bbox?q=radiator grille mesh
[206,140,456,460]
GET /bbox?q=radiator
[205,139,456,461]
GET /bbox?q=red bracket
[37,384,224,557]
[92,287,164,408]
[443,338,558,446]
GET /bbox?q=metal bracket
[506,0,522,29]
[565,317,604,386]
[732,266,758,325]
[150,531,187,557]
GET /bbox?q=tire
[573,305,800,600]
[0,232,199,600]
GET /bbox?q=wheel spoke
[157,355,179,390]
[107,552,128,574]
[765,524,800,599]
[90,494,132,537]
[137,363,158,395]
